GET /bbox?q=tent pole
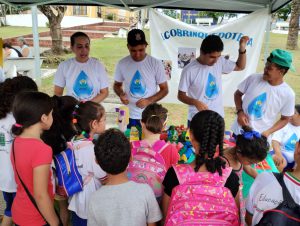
[31,5,41,86]
[263,4,272,63]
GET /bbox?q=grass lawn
[37,31,300,129]
[0,26,49,39]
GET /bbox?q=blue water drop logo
[72,71,93,100]
[205,73,218,99]
[130,70,146,98]
[247,93,267,120]
[284,133,298,152]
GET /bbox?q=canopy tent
[0,0,292,13]
[0,0,292,85]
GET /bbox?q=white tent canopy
[1,0,292,13]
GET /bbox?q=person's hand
[120,93,129,105]
[136,98,151,109]
[194,100,208,111]
[273,153,285,167]
[261,130,271,138]
[239,36,249,51]
[237,111,249,127]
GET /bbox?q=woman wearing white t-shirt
[54,32,109,103]
[246,138,300,225]
[271,104,300,172]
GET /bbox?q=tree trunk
[49,18,63,54]
[286,0,300,50]
[38,5,66,54]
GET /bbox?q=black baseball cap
[127,29,148,46]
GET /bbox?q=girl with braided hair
[162,110,240,225]
[68,101,107,226]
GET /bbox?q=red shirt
[11,137,53,226]
[159,142,180,170]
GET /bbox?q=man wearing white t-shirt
[231,49,295,138]
[178,34,249,125]
[245,139,300,226]
[54,32,109,103]
[113,29,168,128]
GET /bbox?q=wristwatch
[239,49,246,54]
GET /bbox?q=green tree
[38,5,67,54]
[274,3,291,21]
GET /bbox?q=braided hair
[190,110,226,175]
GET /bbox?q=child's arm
[272,140,285,167]
[243,165,258,178]
[245,210,253,226]
[162,192,171,221]
[34,164,59,226]
[148,223,156,226]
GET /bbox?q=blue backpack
[54,145,83,197]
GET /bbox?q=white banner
[150,9,269,106]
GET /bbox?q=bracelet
[239,49,246,54]
[236,109,244,114]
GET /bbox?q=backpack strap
[173,164,194,184]
[273,172,298,209]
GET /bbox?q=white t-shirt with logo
[246,172,300,226]
[272,123,300,163]
[114,55,167,119]
[0,113,17,192]
[178,57,236,120]
[231,74,295,135]
[68,139,107,219]
[54,58,109,101]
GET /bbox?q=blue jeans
[71,211,87,226]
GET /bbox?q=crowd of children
[0,76,300,226]
[1,30,299,226]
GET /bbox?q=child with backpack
[41,95,79,226]
[11,91,60,226]
[67,101,107,226]
[246,138,300,226]
[0,76,37,226]
[127,103,180,200]
[162,110,240,226]
[88,128,162,226]
[223,126,269,225]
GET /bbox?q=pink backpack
[165,164,239,226]
[127,140,169,199]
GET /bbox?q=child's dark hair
[190,110,226,175]
[295,105,300,114]
[0,76,38,120]
[73,101,105,138]
[94,128,131,175]
[141,103,168,134]
[200,35,224,54]
[12,91,53,136]
[70,32,90,46]
[235,126,269,161]
[42,95,79,155]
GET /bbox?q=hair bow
[241,130,261,140]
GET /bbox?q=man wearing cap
[113,29,168,128]
[178,34,249,126]
[231,49,295,138]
